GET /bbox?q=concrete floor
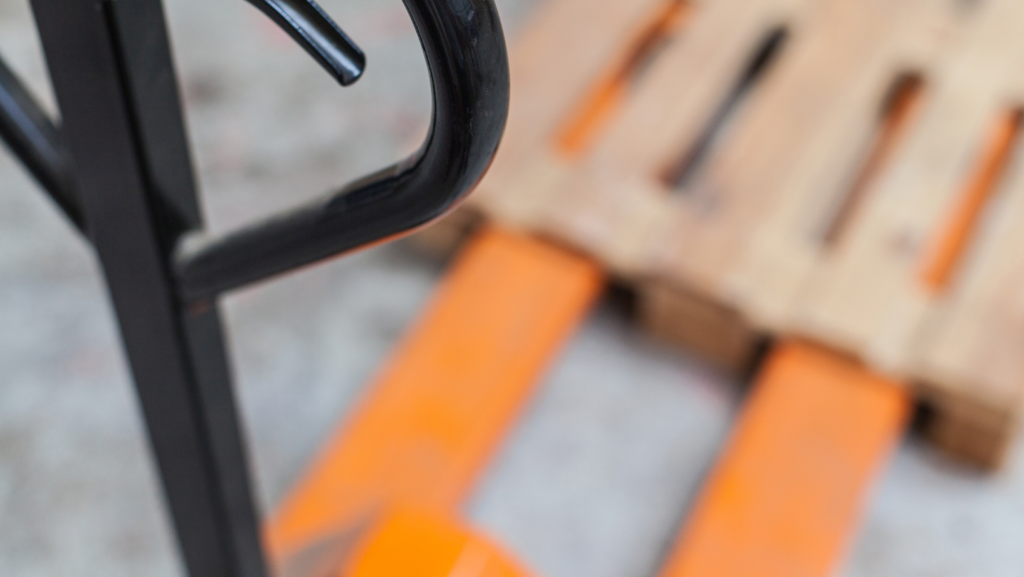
[1,0,1023,575]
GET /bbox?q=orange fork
[267,227,603,564]
[659,341,909,577]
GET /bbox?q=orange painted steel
[345,507,532,577]
[920,109,1022,290]
[267,226,604,558]
[659,341,910,577]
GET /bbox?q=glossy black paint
[29,1,268,576]
[245,0,366,86]
[0,55,83,231]
[175,0,510,303]
[12,0,509,575]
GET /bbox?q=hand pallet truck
[2,0,920,576]
[0,0,511,575]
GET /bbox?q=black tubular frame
[2,0,509,576]
[177,0,510,303]
[0,54,83,231]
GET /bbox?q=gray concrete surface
[1,0,1023,576]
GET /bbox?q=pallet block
[637,279,761,369]
[410,0,1024,467]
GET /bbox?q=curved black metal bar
[175,0,509,303]
[0,55,83,232]
[245,0,365,86]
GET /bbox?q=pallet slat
[536,0,826,276]
[796,0,1024,369]
[659,0,951,326]
[473,0,673,226]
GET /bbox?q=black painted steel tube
[245,0,365,86]
[0,56,83,231]
[175,0,509,303]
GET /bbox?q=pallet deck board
[471,0,672,227]
[660,0,953,325]
[532,0,828,276]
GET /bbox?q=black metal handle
[245,0,365,86]
[175,0,509,303]
[0,55,83,231]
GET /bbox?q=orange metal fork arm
[267,227,604,559]
[660,341,909,577]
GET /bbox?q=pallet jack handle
[0,0,509,304]
[1,1,509,576]
[174,0,511,303]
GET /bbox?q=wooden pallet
[412,0,1024,467]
